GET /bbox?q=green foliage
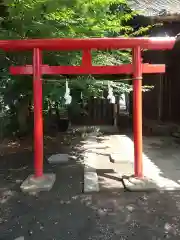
[0,0,153,135]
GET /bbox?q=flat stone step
[47,154,69,164]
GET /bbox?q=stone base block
[21,174,56,193]
[122,176,158,191]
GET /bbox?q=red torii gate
[1,37,175,192]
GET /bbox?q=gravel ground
[0,130,180,240]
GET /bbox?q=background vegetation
[0,0,153,137]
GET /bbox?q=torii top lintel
[9,37,176,76]
[0,37,176,51]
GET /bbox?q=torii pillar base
[20,174,56,193]
[122,176,158,192]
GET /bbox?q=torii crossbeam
[2,37,175,192]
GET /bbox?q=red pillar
[133,46,143,178]
[33,48,43,178]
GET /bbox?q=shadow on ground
[1,127,180,239]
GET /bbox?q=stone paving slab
[84,171,99,193]
[82,131,100,193]
[110,153,133,163]
[48,153,69,164]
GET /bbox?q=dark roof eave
[150,14,180,23]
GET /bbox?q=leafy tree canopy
[0,0,153,135]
